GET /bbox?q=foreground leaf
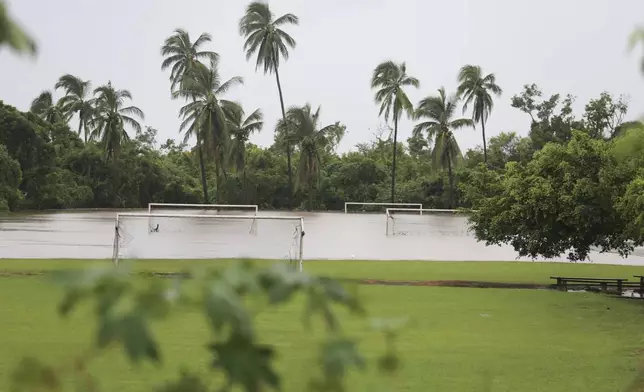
[11,357,60,392]
[156,370,209,392]
[203,280,253,339]
[209,334,280,392]
[97,312,160,363]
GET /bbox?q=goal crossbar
[148,203,258,214]
[385,208,476,236]
[113,213,305,271]
[344,202,423,214]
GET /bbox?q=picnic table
[550,276,629,294]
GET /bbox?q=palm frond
[273,13,299,26]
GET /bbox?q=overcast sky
[2,0,644,153]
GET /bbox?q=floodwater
[1,209,644,265]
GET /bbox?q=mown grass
[1,259,644,391]
[2,258,644,283]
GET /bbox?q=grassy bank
[1,258,643,283]
[1,259,644,391]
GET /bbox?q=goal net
[112,213,305,271]
[148,203,258,215]
[344,202,423,214]
[385,208,471,236]
[147,203,259,235]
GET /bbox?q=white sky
[2,0,643,153]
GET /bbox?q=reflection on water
[1,209,644,265]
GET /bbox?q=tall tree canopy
[457,65,502,165]
[371,61,419,203]
[239,1,298,209]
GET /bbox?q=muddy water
[1,209,643,265]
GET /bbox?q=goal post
[385,208,472,236]
[344,202,423,214]
[148,203,259,215]
[112,212,305,271]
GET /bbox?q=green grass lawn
[1,259,644,391]
[2,258,644,283]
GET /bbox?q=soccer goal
[147,203,259,235]
[385,208,467,236]
[344,202,423,214]
[148,203,259,215]
[112,212,305,271]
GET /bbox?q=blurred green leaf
[97,312,159,363]
[93,277,129,318]
[135,281,174,319]
[221,259,260,296]
[309,339,366,392]
[73,372,99,392]
[120,312,160,363]
[257,262,309,304]
[377,353,400,374]
[54,265,131,317]
[11,357,60,392]
[304,288,339,332]
[156,370,209,392]
[209,334,280,392]
[316,277,363,314]
[319,338,365,380]
[203,280,253,339]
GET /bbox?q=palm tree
[280,104,344,211]
[239,1,298,210]
[371,61,420,203]
[90,81,144,160]
[228,107,263,199]
[0,1,36,55]
[414,87,474,208]
[628,26,644,75]
[55,74,95,143]
[176,59,243,203]
[30,91,69,124]
[161,29,218,203]
[456,65,502,165]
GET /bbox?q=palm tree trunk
[242,163,247,204]
[446,149,454,209]
[78,120,85,143]
[196,133,209,203]
[275,66,293,211]
[215,145,220,203]
[390,111,398,204]
[481,120,488,165]
[308,176,313,211]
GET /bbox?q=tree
[371,61,420,203]
[465,131,636,261]
[414,87,473,208]
[161,29,218,203]
[239,1,299,210]
[0,0,36,55]
[55,74,95,143]
[228,107,263,200]
[176,59,243,202]
[457,65,502,165]
[583,92,628,139]
[464,132,534,170]
[280,104,344,210]
[628,25,644,75]
[30,91,68,125]
[511,84,583,149]
[90,82,144,160]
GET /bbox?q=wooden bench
[550,277,630,294]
